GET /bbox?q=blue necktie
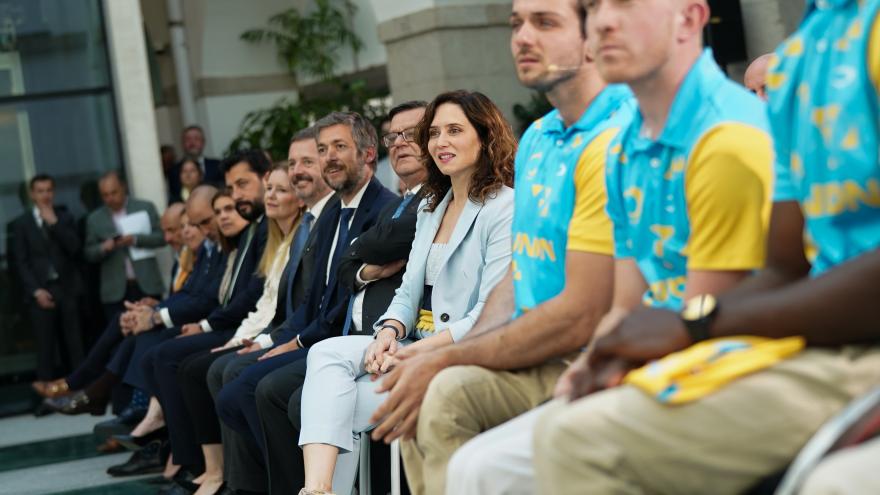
[391,191,415,220]
[330,208,354,277]
[284,212,314,317]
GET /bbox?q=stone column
[376,1,531,124]
[103,0,172,285]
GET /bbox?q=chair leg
[391,439,401,495]
[359,431,371,495]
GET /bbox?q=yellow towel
[415,309,435,334]
[624,336,806,404]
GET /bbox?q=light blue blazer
[376,186,513,342]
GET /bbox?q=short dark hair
[182,125,204,136]
[221,149,272,177]
[388,100,428,121]
[290,126,318,145]
[29,173,54,190]
[314,111,378,165]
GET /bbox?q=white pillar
[103,0,172,289]
[166,0,198,127]
[102,0,166,207]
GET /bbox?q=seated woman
[297,90,516,495]
[135,167,304,494]
[121,190,249,478]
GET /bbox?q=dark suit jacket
[204,216,269,332]
[271,195,342,328]
[83,198,167,302]
[11,206,83,301]
[337,189,424,331]
[168,157,222,201]
[159,242,227,326]
[271,178,396,347]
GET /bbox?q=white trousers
[299,335,411,494]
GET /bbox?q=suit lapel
[438,194,483,270]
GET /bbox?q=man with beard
[208,112,395,495]
[152,127,337,493]
[365,1,635,493]
[103,150,271,478]
[254,101,430,494]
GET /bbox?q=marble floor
[0,412,163,494]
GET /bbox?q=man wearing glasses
[250,101,431,494]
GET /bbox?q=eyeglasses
[382,127,417,148]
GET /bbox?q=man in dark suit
[167,125,223,199]
[12,174,85,385]
[209,111,396,494]
[84,171,166,320]
[161,127,337,493]
[104,150,273,479]
[254,101,429,493]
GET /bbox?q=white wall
[200,91,295,158]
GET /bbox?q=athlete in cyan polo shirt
[446,0,777,492]
[364,1,635,494]
[520,0,880,493]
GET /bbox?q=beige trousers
[401,359,567,495]
[800,436,880,495]
[445,348,880,495]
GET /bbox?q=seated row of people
[42,0,880,493]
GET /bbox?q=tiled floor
[0,412,162,494]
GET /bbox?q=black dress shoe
[94,406,147,439]
[113,425,168,451]
[157,479,199,495]
[33,400,56,417]
[106,439,166,476]
[49,391,106,416]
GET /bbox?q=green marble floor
[0,413,162,494]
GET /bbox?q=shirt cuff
[159,308,173,328]
[200,319,213,333]
[254,333,273,349]
[355,264,375,287]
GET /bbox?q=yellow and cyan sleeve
[870,11,880,94]
[685,123,773,271]
[567,128,617,255]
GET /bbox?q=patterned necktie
[284,212,314,317]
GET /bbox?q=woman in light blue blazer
[297,90,516,495]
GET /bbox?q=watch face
[682,294,717,321]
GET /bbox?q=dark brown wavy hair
[416,90,516,211]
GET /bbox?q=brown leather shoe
[97,437,124,453]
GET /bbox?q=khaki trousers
[446,348,880,495]
[401,359,567,495]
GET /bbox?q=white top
[424,243,447,286]
[224,234,293,347]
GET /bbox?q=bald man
[744,53,774,101]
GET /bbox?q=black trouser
[179,347,240,447]
[208,351,268,493]
[30,280,84,380]
[254,358,308,494]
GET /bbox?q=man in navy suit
[210,112,396,494]
[12,174,84,384]
[168,125,223,198]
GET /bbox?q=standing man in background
[13,174,85,393]
[168,126,223,197]
[84,171,166,321]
